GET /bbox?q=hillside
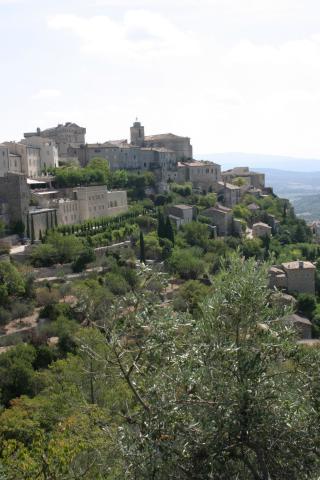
[196,153,320,221]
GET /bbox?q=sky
[2,0,320,163]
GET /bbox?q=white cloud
[32,89,62,99]
[47,11,199,60]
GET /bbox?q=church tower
[130,120,145,147]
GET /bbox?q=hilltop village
[1,120,320,477]
[1,120,266,240]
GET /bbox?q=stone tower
[130,120,145,147]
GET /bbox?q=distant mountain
[195,153,320,221]
[196,152,320,172]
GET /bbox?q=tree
[165,217,175,245]
[0,261,25,306]
[118,255,320,479]
[296,293,316,318]
[182,222,209,249]
[0,344,36,406]
[167,248,206,279]
[173,279,210,316]
[157,211,166,238]
[139,230,146,264]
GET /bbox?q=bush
[72,247,96,273]
[173,280,210,316]
[104,272,130,295]
[167,248,206,280]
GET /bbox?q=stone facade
[21,136,59,171]
[0,144,23,176]
[76,142,177,183]
[32,184,128,226]
[252,222,272,238]
[177,161,221,192]
[0,173,30,226]
[222,167,265,190]
[3,142,41,178]
[24,123,86,157]
[72,185,128,224]
[129,120,192,159]
[283,314,312,340]
[269,261,316,295]
[167,204,194,227]
[202,204,233,236]
[28,208,57,241]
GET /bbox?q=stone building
[222,167,265,190]
[77,141,177,184]
[27,207,57,241]
[167,204,194,227]
[3,142,41,178]
[129,120,193,159]
[24,122,86,158]
[202,204,233,236]
[283,313,312,340]
[0,173,30,227]
[32,184,128,226]
[217,181,241,208]
[269,260,316,295]
[252,222,272,238]
[0,144,23,176]
[21,136,59,171]
[177,160,221,192]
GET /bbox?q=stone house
[222,167,265,190]
[202,204,233,236]
[167,204,194,227]
[283,313,312,340]
[269,260,316,295]
[3,142,41,178]
[21,136,59,171]
[0,173,30,227]
[252,222,272,238]
[32,184,128,226]
[177,160,221,192]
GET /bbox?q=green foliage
[170,182,192,197]
[0,261,25,306]
[143,232,162,260]
[71,247,95,273]
[157,211,166,238]
[0,344,37,406]
[296,293,317,318]
[139,230,145,263]
[173,280,210,316]
[165,217,174,245]
[181,221,209,249]
[167,247,206,279]
[198,192,217,208]
[53,157,110,188]
[104,272,130,295]
[31,233,84,267]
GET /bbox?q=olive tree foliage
[79,254,320,480]
[2,257,320,479]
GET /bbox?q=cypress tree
[139,230,146,264]
[165,216,175,245]
[26,215,30,239]
[157,211,166,238]
[31,216,35,243]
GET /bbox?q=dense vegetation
[0,256,320,478]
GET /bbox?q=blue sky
[2,0,320,162]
